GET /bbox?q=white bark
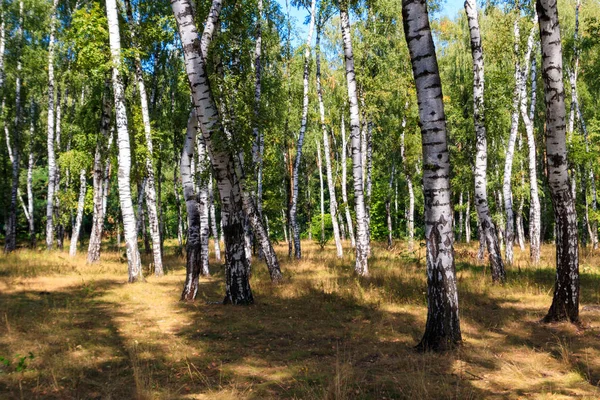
[399,102,415,251]
[196,131,211,276]
[45,0,59,251]
[209,173,221,260]
[106,0,143,282]
[537,0,579,322]
[69,169,87,256]
[317,140,325,243]
[403,0,461,350]
[340,2,368,276]
[340,114,355,248]
[465,0,505,281]
[290,0,317,259]
[465,192,471,243]
[125,0,163,276]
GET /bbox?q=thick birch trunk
[69,169,87,256]
[290,0,317,259]
[46,0,59,251]
[87,84,112,263]
[465,0,505,281]
[125,0,163,276]
[106,0,143,282]
[403,0,462,350]
[340,1,368,276]
[196,131,211,276]
[316,23,342,257]
[340,115,355,248]
[181,111,204,300]
[537,0,579,323]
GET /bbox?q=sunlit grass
[0,239,599,399]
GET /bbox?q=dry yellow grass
[1,239,600,399]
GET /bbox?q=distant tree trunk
[465,0,505,281]
[316,140,325,244]
[54,88,64,251]
[4,1,24,254]
[173,158,184,256]
[27,101,35,247]
[208,173,221,260]
[465,193,471,243]
[458,192,463,242]
[340,0,368,276]
[106,0,143,282]
[252,0,264,222]
[181,111,204,301]
[316,22,342,257]
[340,115,355,248]
[45,0,59,251]
[403,0,462,351]
[125,0,163,276]
[290,0,317,259]
[537,0,579,323]
[386,165,395,249]
[69,169,87,256]
[399,102,415,251]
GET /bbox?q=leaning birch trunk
[87,84,112,263]
[125,0,163,276]
[196,131,211,276]
[502,12,523,266]
[45,0,59,251]
[340,0,368,276]
[208,173,221,261]
[464,0,505,281]
[536,0,579,323]
[4,1,23,254]
[69,169,87,256]
[106,0,143,282]
[316,23,342,257]
[340,114,355,248]
[520,38,541,263]
[290,0,317,259]
[173,0,281,303]
[403,0,462,351]
[181,111,204,300]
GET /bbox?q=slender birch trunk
[458,192,464,242]
[46,0,59,251]
[69,169,87,256]
[386,165,395,249]
[54,88,64,251]
[340,0,368,276]
[124,0,163,276]
[464,0,505,281]
[106,0,143,282]
[316,140,325,243]
[290,0,317,259]
[87,84,112,263]
[181,111,204,300]
[27,101,35,247]
[252,0,265,221]
[196,131,210,276]
[174,157,184,255]
[340,114,355,248]
[399,106,415,251]
[316,22,342,257]
[537,0,579,323]
[465,193,471,243]
[5,1,24,254]
[209,173,221,260]
[403,0,462,351]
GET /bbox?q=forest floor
[1,240,600,399]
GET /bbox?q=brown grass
[0,239,600,399]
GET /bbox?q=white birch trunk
[45,0,59,251]
[403,0,462,350]
[196,131,211,276]
[290,0,317,259]
[340,114,355,248]
[125,0,163,276]
[69,169,87,256]
[316,22,342,257]
[317,140,325,243]
[340,1,368,276]
[465,192,471,243]
[399,104,415,251]
[27,100,35,247]
[465,0,505,281]
[209,173,221,260]
[106,0,143,282]
[537,0,579,323]
[458,192,463,242]
[386,165,395,248]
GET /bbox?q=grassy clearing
[0,240,600,399]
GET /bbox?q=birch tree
[403,0,462,350]
[340,0,369,276]
[69,169,87,256]
[340,114,355,248]
[106,0,143,282]
[464,0,505,281]
[536,0,579,323]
